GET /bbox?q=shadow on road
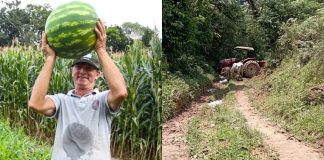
[210,81,246,101]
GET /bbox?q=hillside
[248,8,324,147]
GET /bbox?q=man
[28,19,128,159]
[230,62,243,81]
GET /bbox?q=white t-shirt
[48,89,118,160]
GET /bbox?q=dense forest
[163,0,322,74]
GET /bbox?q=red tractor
[218,46,266,79]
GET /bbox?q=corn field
[0,36,162,159]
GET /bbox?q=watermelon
[45,1,98,59]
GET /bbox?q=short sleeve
[99,90,120,117]
[47,94,62,119]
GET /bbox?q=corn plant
[0,36,163,159]
[0,46,73,140]
[111,36,162,160]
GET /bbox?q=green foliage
[258,0,322,47]
[162,69,214,122]
[122,22,157,41]
[163,0,214,73]
[243,14,269,60]
[160,0,322,72]
[163,0,254,74]
[106,26,133,52]
[110,37,162,159]
[0,0,52,46]
[258,51,323,142]
[187,100,268,159]
[107,23,156,52]
[0,119,51,159]
[142,27,156,47]
[245,3,324,146]
[0,46,68,138]
[212,0,247,59]
[0,39,162,159]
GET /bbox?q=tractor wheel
[243,60,260,78]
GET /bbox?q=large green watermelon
[45,1,98,59]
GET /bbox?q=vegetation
[162,70,214,122]
[0,0,157,52]
[163,0,323,158]
[187,89,274,159]
[0,36,162,159]
[106,26,133,52]
[247,8,324,143]
[0,0,51,46]
[0,119,51,159]
[162,0,323,74]
[111,37,163,159]
[0,0,161,159]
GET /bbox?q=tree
[25,3,52,44]
[0,0,51,46]
[142,27,156,47]
[163,0,247,74]
[121,22,145,39]
[258,0,322,47]
[106,26,133,52]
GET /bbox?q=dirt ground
[162,81,324,160]
[235,81,323,160]
[162,93,209,160]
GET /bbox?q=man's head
[72,53,100,70]
[71,53,100,89]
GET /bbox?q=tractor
[218,46,266,80]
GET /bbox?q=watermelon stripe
[50,2,94,16]
[51,7,94,19]
[45,1,98,58]
[46,20,96,37]
[54,47,91,58]
[45,5,95,29]
[47,10,96,25]
[49,32,96,48]
[46,10,96,28]
[48,28,94,44]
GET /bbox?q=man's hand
[94,18,107,52]
[41,32,56,59]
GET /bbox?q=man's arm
[94,19,128,111]
[28,32,56,116]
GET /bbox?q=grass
[246,9,324,144]
[0,118,51,159]
[186,88,274,159]
[247,51,324,143]
[162,69,214,122]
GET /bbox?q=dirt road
[162,91,210,160]
[234,81,323,160]
[162,81,323,160]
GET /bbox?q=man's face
[72,62,100,89]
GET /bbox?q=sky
[3,0,162,37]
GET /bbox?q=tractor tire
[243,60,260,78]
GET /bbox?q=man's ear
[95,71,101,79]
